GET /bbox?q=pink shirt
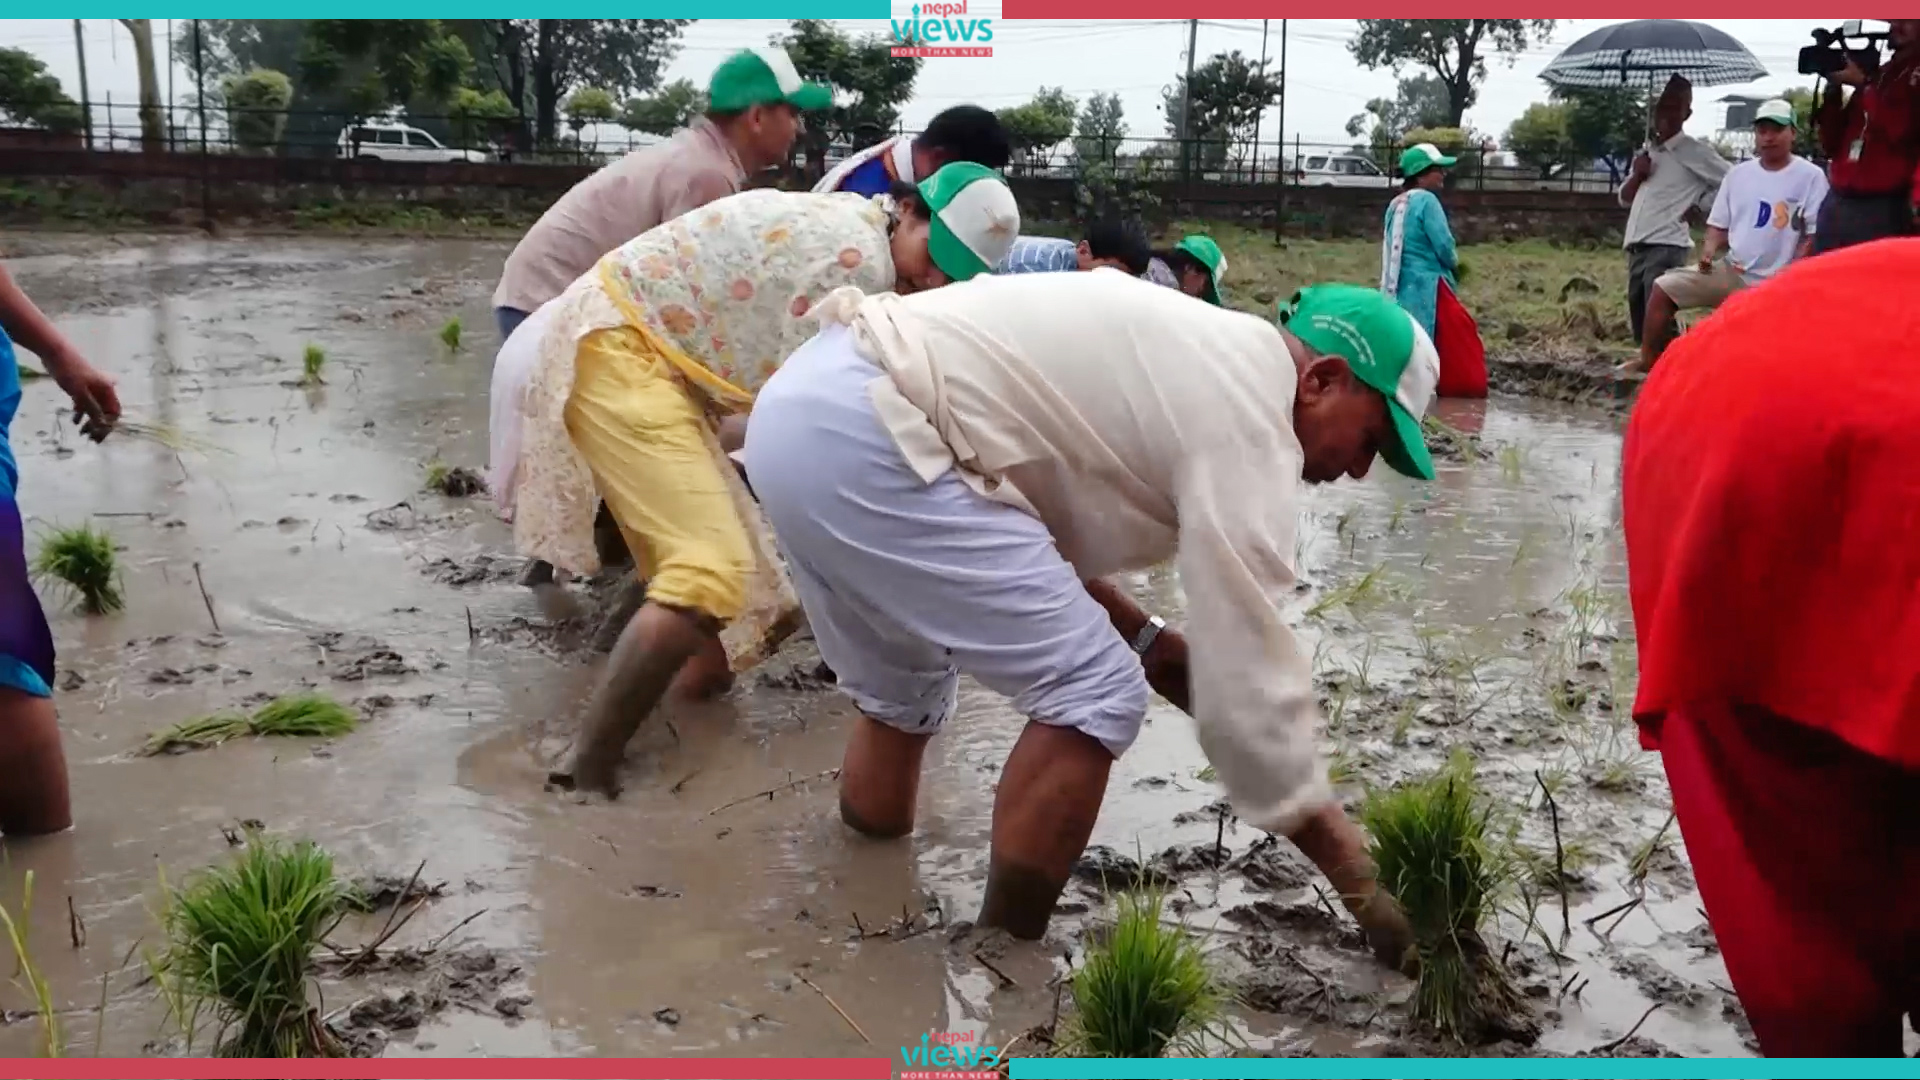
[491,118,746,314]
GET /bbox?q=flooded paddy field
[0,232,1753,1059]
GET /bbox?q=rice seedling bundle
[155,835,350,1057]
[438,317,463,352]
[31,523,123,615]
[142,692,357,755]
[1361,755,1528,1043]
[114,418,229,456]
[300,344,327,386]
[1057,887,1226,1058]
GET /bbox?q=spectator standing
[1812,19,1920,253]
[1616,76,1731,348]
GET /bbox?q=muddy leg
[668,631,734,701]
[591,577,647,654]
[0,688,72,836]
[838,712,933,839]
[520,560,556,588]
[551,600,712,798]
[593,502,632,569]
[978,722,1112,940]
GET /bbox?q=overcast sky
[4,18,1843,150]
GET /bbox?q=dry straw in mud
[1361,754,1528,1044]
[31,522,123,615]
[153,833,351,1057]
[1057,887,1228,1058]
[142,691,357,755]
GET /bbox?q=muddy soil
[0,232,1785,1060]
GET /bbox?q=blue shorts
[0,485,53,699]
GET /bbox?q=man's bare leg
[0,688,72,836]
[1624,286,1680,373]
[551,600,712,797]
[978,722,1112,940]
[838,713,931,839]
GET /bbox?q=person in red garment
[1620,236,1920,1057]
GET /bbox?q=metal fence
[4,98,1629,194]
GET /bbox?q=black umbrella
[1540,19,1768,90]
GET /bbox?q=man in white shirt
[1631,99,1830,372]
[1617,76,1732,349]
[742,273,1435,960]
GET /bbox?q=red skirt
[1432,279,1487,399]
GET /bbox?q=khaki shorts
[1655,261,1746,311]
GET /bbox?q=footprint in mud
[423,553,526,588]
[1222,898,1367,950]
[148,663,222,685]
[1227,834,1315,892]
[310,631,417,682]
[1608,952,1706,1009]
[1070,845,1176,894]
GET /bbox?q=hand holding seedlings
[0,263,119,441]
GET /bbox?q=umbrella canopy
[1540,19,1768,89]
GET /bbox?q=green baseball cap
[1174,234,1227,305]
[1754,98,1796,129]
[708,47,832,113]
[1398,142,1457,179]
[918,161,1020,282]
[1276,284,1441,481]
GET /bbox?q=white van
[337,122,486,164]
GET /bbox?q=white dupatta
[1380,190,1413,302]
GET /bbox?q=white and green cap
[1398,141,1457,178]
[1174,234,1228,305]
[918,161,1019,282]
[1754,98,1796,129]
[1276,283,1441,481]
[708,47,832,113]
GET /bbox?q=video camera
[1799,20,1890,78]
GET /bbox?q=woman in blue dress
[1381,143,1486,398]
[0,263,118,835]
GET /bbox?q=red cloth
[1431,278,1486,399]
[1658,701,1918,1056]
[1622,238,1920,770]
[1817,48,1920,202]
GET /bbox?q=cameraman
[1813,19,1920,253]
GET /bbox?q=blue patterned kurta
[1379,188,1458,339]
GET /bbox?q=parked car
[337,122,486,164]
[1292,153,1394,188]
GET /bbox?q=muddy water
[0,233,1753,1060]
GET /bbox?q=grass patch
[1361,755,1528,1043]
[423,460,486,497]
[142,692,357,756]
[1057,887,1227,1058]
[438,317,463,353]
[31,522,123,615]
[300,344,327,387]
[153,833,351,1057]
[0,870,61,1057]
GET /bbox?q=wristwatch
[1131,614,1167,656]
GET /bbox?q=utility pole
[192,19,210,229]
[72,20,92,150]
[167,19,175,151]
[1179,18,1198,182]
[1274,19,1289,244]
[1252,19,1269,182]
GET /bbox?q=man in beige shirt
[741,272,1436,958]
[491,47,830,342]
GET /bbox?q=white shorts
[742,325,1149,757]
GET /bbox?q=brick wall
[0,149,1625,243]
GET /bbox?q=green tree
[299,19,475,131]
[1556,85,1647,184]
[1503,100,1571,177]
[998,87,1076,173]
[1072,92,1127,167]
[564,86,617,154]
[775,19,920,178]
[620,78,705,136]
[1164,49,1284,175]
[1781,87,1818,157]
[1346,73,1452,141]
[222,68,294,152]
[448,87,517,149]
[0,47,83,132]
[1349,20,1557,127]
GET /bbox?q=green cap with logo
[1398,141,1457,179]
[1174,234,1228,305]
[708,47,832,113]
[1276,283,1441,481]
[918,161,1020,282]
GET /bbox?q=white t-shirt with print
[1708,156,1830,284]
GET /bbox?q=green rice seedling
[1497,443,1526,483]
[1327,744,1362,786]
[0,870,61,1057]
[1628,811,1677,884]
[1390,699,1419,746]
[438,317,463,352]
[245,693,358,739]
[31,523,123,615]
[1193,764,1217,783]
[115,418,228,456]
[300,344,326,387]
[1057,887,1227,1058]
[1387,500,1408,534]
[1361,755,1528,1043]
[154,834,350,1057]
[1305,564,1386,621]
[16,363,48,380]
[141,693,356,755]
[424,460,451,491]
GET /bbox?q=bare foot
[1616,357,1651,375]
[547,755,622,799]
[520,559,556,588]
